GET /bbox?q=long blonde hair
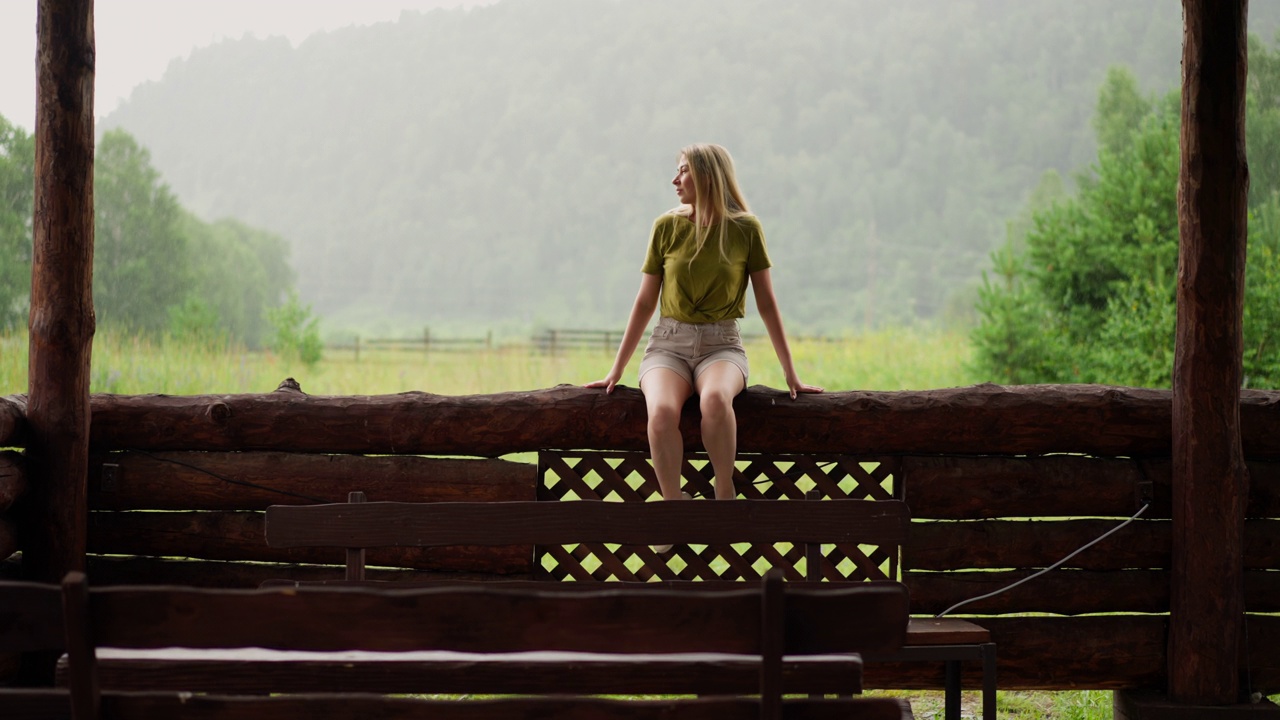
[676,143,753,261]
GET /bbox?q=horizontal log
[0,394,24,448]
[902,455,1280,519]
[87,451,535,511]
[84,383,1280,457]
[866,614,1280,692]
[87,511,530,575]
[903,569,1280,614]
[0,451,25,513]
[906,519,1280,571]
[86,555,519,588]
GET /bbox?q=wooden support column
[1170,0,1249,705]
[25,0,95,584]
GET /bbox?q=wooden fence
[326,328,779,358]
[2,382,1280,692]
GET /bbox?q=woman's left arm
[751,268,824,399]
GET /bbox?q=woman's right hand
[584,371,622,394]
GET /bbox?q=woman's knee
[699,390,735,422]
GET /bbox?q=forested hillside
[101,0,1280,334]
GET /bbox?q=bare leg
[696,361,746,500]
[641,368,694,500]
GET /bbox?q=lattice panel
[536,451,901,582]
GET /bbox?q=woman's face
[672,155,696,205]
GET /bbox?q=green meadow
[0,326,977,397]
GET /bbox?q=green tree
[0,115,33,330]
[266,291,322,367]
[180,213,295,348]
[974,43,1280,388]
[94,129,192,333]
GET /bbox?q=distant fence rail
[328,328,793,359]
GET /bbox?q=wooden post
[1169,0,1249,704]
[25,0,95,584]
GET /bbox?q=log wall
[2,382,1280,692]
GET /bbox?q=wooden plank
[907,568,1280,615]
[70,654,865,696]
[84,555,509,589]
[85,510,530,574]
[908,518,1280,571]
[1170,0,1250,703]
[87,451,534,511]
[0,688,71,719]
[266,499,909,548]
[0,395,25,448]
[95,694,913,720]
[0,580,64,653]
[0,451,26,513]
[86,582,907,656]
[84,384,1280,458]
[905,569,1171,615]
[26,0,96,586]
[902,456,1280,520]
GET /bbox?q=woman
[586,143,822,509]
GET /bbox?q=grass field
[1,326,978,396]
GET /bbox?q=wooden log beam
[0,452,27,513]
[903,456,1280,520]
[85,555,527,589]
[906,519,1280,571]
[0,395,26,447]
[1170,0,1250,704]
[902,568,1280,615]
[86,452,533,511]
[83,383,1280,457]
[85,511,530,575]
[25,0,95,584]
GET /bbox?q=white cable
[935,502,1151,618]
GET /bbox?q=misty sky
[0,0,494,133]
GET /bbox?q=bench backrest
[52,570,909,720]
[265,496,910,581]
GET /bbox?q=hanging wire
[935,502,1151,617]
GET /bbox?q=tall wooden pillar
[25,0,95,584]
[1169,0,1249,704]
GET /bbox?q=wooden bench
[26,569,913,719]
[34,498,916,719]
[263,493,993,719]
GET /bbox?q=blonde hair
[676,143,753,261]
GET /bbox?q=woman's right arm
[585,272,662,394]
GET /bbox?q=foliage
[0,118,301,346]
[99,1,1280,332]
[265,291,323,367]
[973,38,1280,388]
[0,116,33,330]
[93,129,192,333]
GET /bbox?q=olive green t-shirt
[641,213,772,323]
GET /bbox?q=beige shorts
[638,317,749,389]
